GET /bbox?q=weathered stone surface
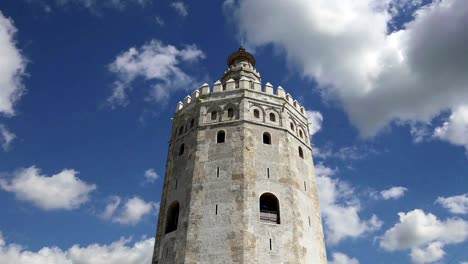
[152,48,328,264]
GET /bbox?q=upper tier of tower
[221,47,261,86]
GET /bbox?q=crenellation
[253,80,261,91]
[213,80,223,92]
[239,77,250,90]
[226,78,235,91]
[277,86,286,98]
[200,83,210,95]
[176,101,183,112]
[286,93,293,104]
[192,89,200,99]
[265,82,274,94]
[184,95,192,105]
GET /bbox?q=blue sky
[0,0,468,263]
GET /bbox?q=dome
[227,47,256,67]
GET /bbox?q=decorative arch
[206,106,222,123]
[223,103,239,121]
[259,193,280,224]
[248,104,265,122]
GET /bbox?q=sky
[0,0,468,263]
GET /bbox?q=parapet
[175,80,308,117]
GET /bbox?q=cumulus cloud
[306,110,323,136]
[380,209,468,263]
[107,40,205,107]
[228,0,468,149]
[329,252,360,264]
[0,12,27,116]
[170,2,188,17]
[436,193,468,214]
[0,230,153,264]
[314,144,378,161]
[0,124,16,151]
[100,196,158,225]
[0,166,96,210]
[433,106,468,153]
[316,164,382,244]
[143,168,160,183]
[380,186,408,200]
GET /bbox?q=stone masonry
[152,48,328,264]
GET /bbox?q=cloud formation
[107,40,205,107]
[143,168,160,183]
[0,12,26,116]
[228,0,468,153]
[0,124,16,151]
[0,166,96,210]
[380,209,468,263]
[329,252,360,264]
[315,164,382,244]
[380,186,408,200]
[100,196,158,225]
[0,230,153,264]
[170,2,188,17]
[306,110,323,136]
[436,193,468,214]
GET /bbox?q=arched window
[269,113,276,122]
[217,130,225,143]
[290,122,295,131]
[165,201,180,234]
[299,130,303,138]
[259,193,280,224]
[211,111,217,121]
[263,132,271,145]
[189,118,195,128]
[254,109,260,119]
[298,146,304,159]
[178,126,184,135]
[227,108,234,118]
[179,144,185,156]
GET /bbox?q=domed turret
[221,47,261,86]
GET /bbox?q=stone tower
[152,48,328,264]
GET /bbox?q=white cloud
[410,242,445,264]
[306,110,323,136]
[315,164,382,244]
[155,15,164,27]
[228,0,468,145]
[143,168,159,183]
[433,106,468,153]
[329,252,360,264]
[313,144,378,161]
[100,196,158,225]
[0,11,26,116]
[380,209,468,263]
[0,230,153,264]
[436,193,468,214]
[380,186,408,200]
[107,40,205,107]
[0,166,96,210]
[170,2,188,17]
[0,124,16,151]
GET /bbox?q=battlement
[175,80,307,117]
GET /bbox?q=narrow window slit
[269,239,272,250]
[308,216,311,227]
[267,168,270,179]
[175,179,178,190]
[217,167,220,178]
[215,204,218,215]
[304,181,307,191]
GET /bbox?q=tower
[152,48,328,264]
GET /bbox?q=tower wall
[152,61,327,264]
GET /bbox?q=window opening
[269,113,276,122]
[269,239,272,250]
[217,167,220,178]
[298,146,304,159]
[254,109,260,119]
[227,108,234,118]
[259,193,280,224]
[267,168,270,179]
[290,122,295,131]
[211,111,217,121]
[178,144,185,156]
[215,204,218,215]
[263,132,271,145]
[190,118,195,128]
[299,130,303,138]
[165,201,180,233]
[217,130,225,143]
